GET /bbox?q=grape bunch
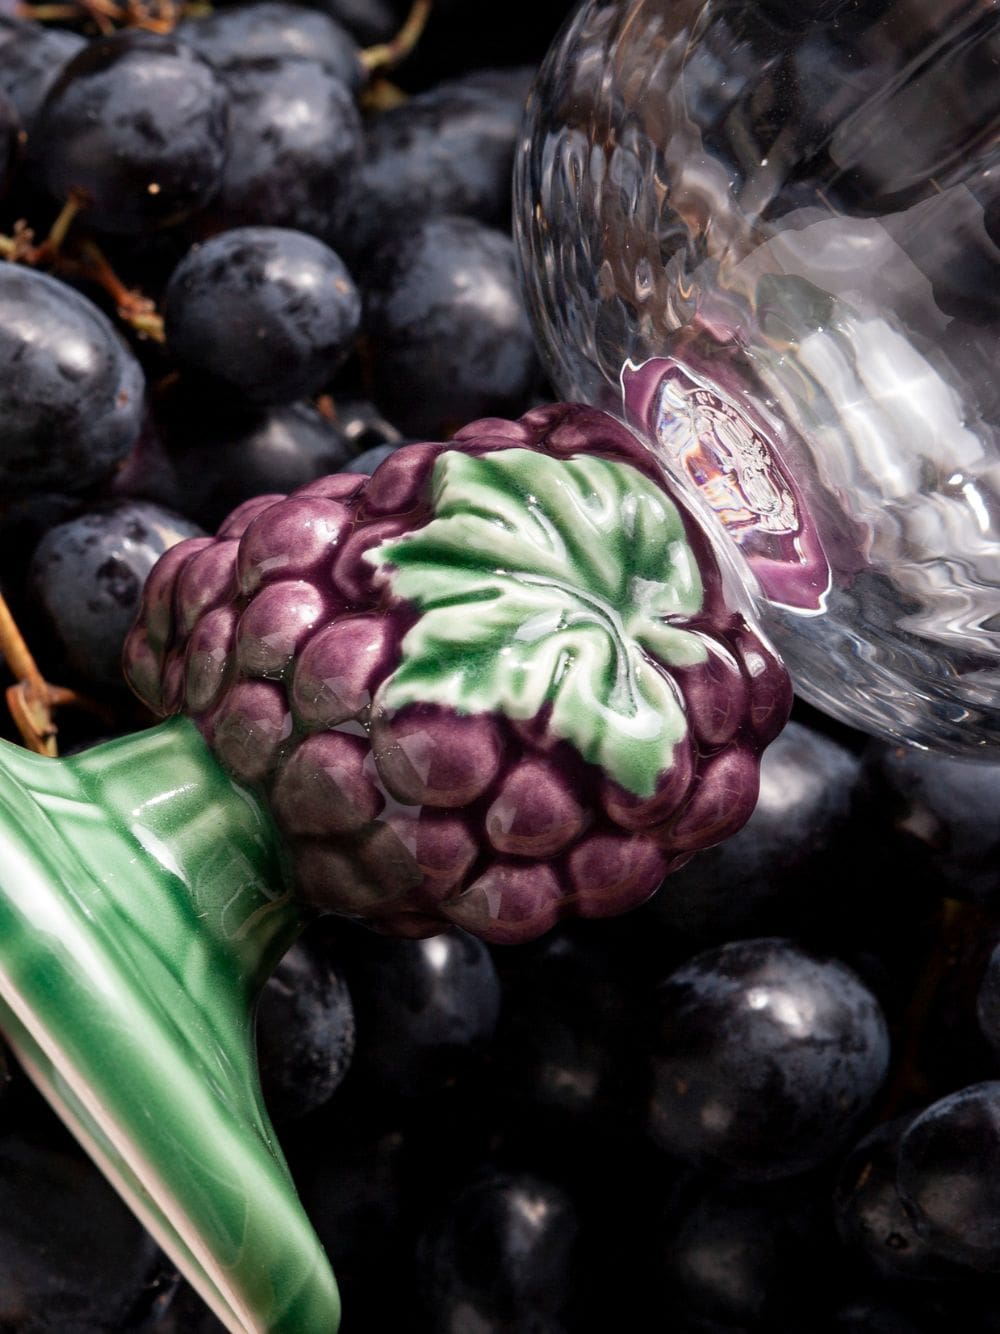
[4,3,1000,1333]
[123,402,791,943]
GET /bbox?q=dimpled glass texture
[516,0,1000,754]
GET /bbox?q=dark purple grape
[0,264,145,497]
[177,1,363,91]
[645,937,890,1181]
[929,1285,1000,1334]
[361,214,543,438]
[334,923,501,1102]
[653,1178,838,1332]
[209,54,362,239]
[486,930,645,1125]
[0,18,83,132]
[114,390,355,532]
[28,500,203,689]
[255,931,355,1123]
[311,0,397,43]
[861,741,1000,906]
[292,1123,413,1331]
[648,718,863,941]
[335,68,534,261]
[415,1166,582,1331]
[31,30,228,235]
[834,1114,965,1282]
[0,1126,161,1328]
[825,1293,941,1334]
[897,1082,1000,1273]
[162,227,361,407]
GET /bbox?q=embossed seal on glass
[621,357,831,613]
[515,0,1000,753]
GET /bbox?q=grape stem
[72,240,166,343]
[15,0,200,33]
[361,0,433,74]
[0,590,112,757]
[361,77,409,112]
[0,192,85,266]
[0,204,166,345]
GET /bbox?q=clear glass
[515,0,1000,754]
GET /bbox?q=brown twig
[0,194,165,343]
[0,591,112,757]
[360,0,433,74]
[361,77,410,113]
[16,0,191,32]
[73,240,166,342]
[29,190,87,265]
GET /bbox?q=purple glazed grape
[291,613,395,726]
[124,402,792,944]
[235,579,327,678]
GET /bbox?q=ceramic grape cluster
[124,402,792,944]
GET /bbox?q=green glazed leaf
[367,448,708,798]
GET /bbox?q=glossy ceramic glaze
[0,406,796,1328]
[123,405,792,945]
[0,717,340,1333]
[516,0,1000,754]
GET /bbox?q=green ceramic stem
[0,717,340,1333]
